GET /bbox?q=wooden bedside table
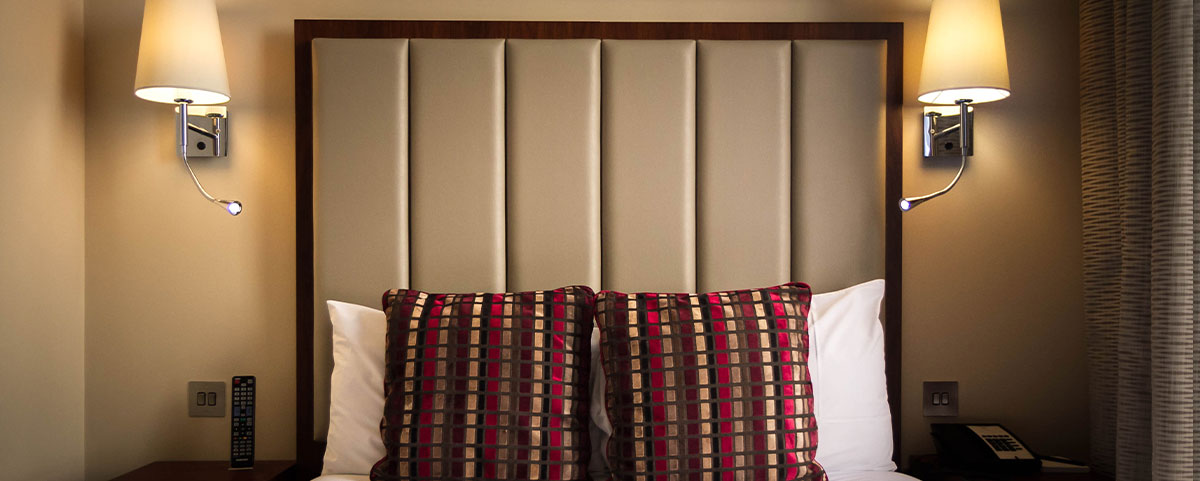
[908,455,1112,481]
[108,460,295,481]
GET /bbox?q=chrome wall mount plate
[923,105,972,158]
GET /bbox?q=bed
[309,473,918,481]
[294,20,905,481]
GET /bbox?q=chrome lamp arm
[900,99,972,212]
[177,100,241,216]
[898,153,966,211]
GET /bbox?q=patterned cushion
[596,283,826,481]
[371,286,596,481]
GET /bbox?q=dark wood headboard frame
[295,19,903,478]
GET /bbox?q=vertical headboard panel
[696,40,793,291]
[311,38,410,433]
[297,21,902,477]
[791,40,887,288]
[601,40,698,293]
[506,39,603,291]
[409,39,508,293]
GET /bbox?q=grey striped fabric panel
[1080,0,1198,479]
[1080,0,1122,474]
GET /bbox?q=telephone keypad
[982,434,1021,452]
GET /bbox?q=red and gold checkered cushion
[596,283,826,481]
[371,286,595,481]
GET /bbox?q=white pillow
[588,280,894,477]
[588,326,611,479]
[322,301,387,475]
[809,279,895,474]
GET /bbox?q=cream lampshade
[134,0,230,105]
[917,0,1011,105]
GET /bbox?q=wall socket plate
[187,381,225,417]
[923,381,959,417]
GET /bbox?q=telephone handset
[931,423,1042,475]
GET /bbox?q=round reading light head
[225,200,242,216]
[899,197,933,212]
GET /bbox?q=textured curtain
[1081,0,1198,479]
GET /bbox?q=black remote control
[230,375,255,469]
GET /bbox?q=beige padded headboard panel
[310,36,886,441]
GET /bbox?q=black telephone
[931,423,1042,475]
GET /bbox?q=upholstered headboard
[295,20,902,477]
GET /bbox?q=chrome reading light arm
[898,152,966,211]
[176,100,241,216]
[900,99,971,212]
[182,152,242,216]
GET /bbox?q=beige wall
[0,0,87,479]
[82,0,1084,478]
[899,0,1086,463]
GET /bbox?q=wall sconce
[900,0,1011,212]
[133,0,241,216]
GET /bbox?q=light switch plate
[187,381,225,417]
[923,381,959,417]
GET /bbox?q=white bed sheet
[312,471,918,481]
[829,471,920,481]
[312,475,368,481]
